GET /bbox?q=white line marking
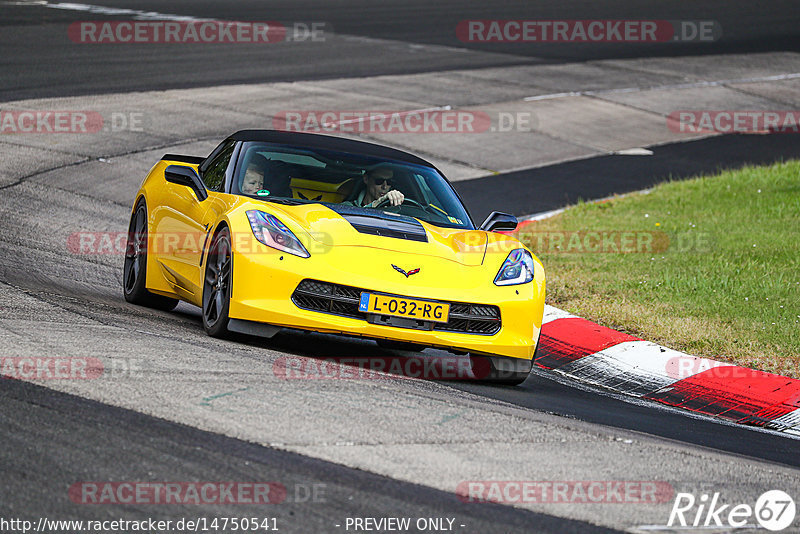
[767,408,800,435]
[614,147,654,156]
[523,72,800,102]
[558,340,729,397]
[520,207,566,222]
[36,1,211,22]
[524,91,582,101]
[541,305,576,324]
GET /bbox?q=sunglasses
[370,177,394,186]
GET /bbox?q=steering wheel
[374,196,426,210]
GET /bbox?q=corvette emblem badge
[392,264,420,278]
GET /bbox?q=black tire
[468,354,532,386]
[202,227,232,337]
[123,200,179,311]
[376,339,425,352]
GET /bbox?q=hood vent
[324,204,428,242]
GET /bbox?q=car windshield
[233,142,474,229]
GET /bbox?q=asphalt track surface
[1,0,799,100]
[0,378,619,534]
[2,1,800,532]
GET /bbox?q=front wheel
[123,200,179,311]
[202,228,232,337]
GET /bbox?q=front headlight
[246,210,310,258]
[494,249,534,286]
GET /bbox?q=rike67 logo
[668,490,796,531]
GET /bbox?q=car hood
[269,202,494,266]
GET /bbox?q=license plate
[359,293,449,323]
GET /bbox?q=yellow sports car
[123,130,545,384]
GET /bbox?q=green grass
[520,160,800,377]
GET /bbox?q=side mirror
[164,165,208,202]
[479,211,518,232]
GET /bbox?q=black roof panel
[229,130,435,167]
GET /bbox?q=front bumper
[227,242,545,360]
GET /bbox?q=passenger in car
[240,157,264,195]
[239,153,292,197]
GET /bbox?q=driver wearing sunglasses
[349,166,405,208]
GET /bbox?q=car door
[154,140,237,304]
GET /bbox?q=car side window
[202,141,236,191]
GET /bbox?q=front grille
[433,303,502,335]
[291,279,501,335]
[291,280,363,319]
